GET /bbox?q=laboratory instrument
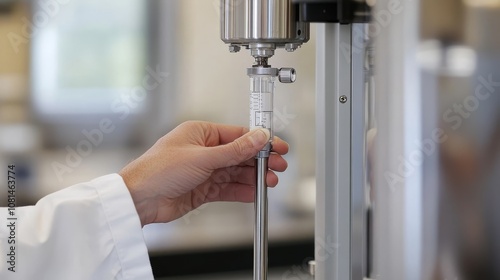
[221,0,500,280]
[221,1,309,279]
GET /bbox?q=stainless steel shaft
[254,157,269,280]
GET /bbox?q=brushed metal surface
[254,157,269,280]
[221,0,309,46]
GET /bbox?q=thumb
[209,128,270,168]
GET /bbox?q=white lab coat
[0,174,154,280]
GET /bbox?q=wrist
[119,171,156,227]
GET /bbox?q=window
[31,0,148,116]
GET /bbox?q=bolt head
[339,95,348,103]
[284,43,298,52]
[229,45,241,53]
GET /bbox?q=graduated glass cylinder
[249,74,275,153]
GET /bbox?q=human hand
[119,121,289,226]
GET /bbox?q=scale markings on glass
[250,91,273,130]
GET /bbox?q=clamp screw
[339,95,348,103]
[278,68,296,83]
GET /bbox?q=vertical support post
[315,23,367,280]
[315,22,352,280]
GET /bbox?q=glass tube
[249,74,275,154]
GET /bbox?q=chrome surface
[247,67,279,77]
[339,95,347,104]
[249,43,277,58]
[254,157,269,280]
[278,68,296,83]
[221,0,309,49]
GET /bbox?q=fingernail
[249,128,270,146]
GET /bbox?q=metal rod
[254,157,269,280]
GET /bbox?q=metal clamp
[247,67,279,77]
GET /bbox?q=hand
[119,121,289,226]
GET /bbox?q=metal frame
[315,23,367,280]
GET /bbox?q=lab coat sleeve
[0,174,154,280]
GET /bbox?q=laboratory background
[0,1,315,279]
[2,0,500,280]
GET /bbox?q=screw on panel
[339,95,348,103]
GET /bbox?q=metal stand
[315,23,368,280]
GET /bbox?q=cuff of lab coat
[93,174,154,280]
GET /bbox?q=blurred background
[0,0,316,279]
[3,1,500,280]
